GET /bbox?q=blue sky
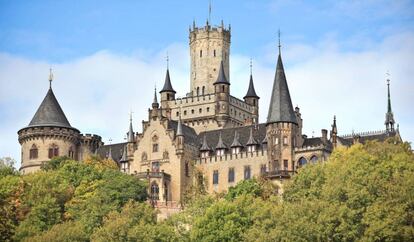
[1,0,414,167]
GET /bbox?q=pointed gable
[28,88,73,128]
[267,54,297,124]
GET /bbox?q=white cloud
[1,31,413,168]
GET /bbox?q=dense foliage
[1,140,413,241]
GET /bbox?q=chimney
[321,129,328,143]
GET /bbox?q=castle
[18,19,401,211]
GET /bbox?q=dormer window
[232,147,240,155]
[216,149,225,156]
[201,151,210,158]
[247,145,256,153]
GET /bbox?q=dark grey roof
[216,132,228,149]
[119,146,128,163]
[160,69,176,93]
[267,54,297,124]
[97,142,127,163]
[341,131,397,145]
[167,120,199,146]
[244,74,259,99]
[127,119,134,142]
[176,118,183,136]
[302,137,324,147]
[28,88,73,129]
[213,61,230,85]
[199,124,267,151]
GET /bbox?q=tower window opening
[207,107,210,112]
[191,109,194,114]
[222,85,225,92]
[29,144,38,159]
[214,49,216,57]
[200,50,202,57]
[199,108,202,114]
[48,145,59,159]
[184,110,187,115]
[197,87,200,96]
[202,86,205,95]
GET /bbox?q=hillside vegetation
[1,139,413,241]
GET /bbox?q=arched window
[310,155,318,163]
[222,85,225,92]
[150,182,159,200]
[29,144,38,159]
[167,93,170,100]
[213,49,216,57]
[200,50,202,57]
[197,87,200,96]
[298,157,307,166]
[202,86,205,95]
[48,144,59,159]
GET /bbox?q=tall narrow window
[213,170,219,185]
[244,166,251,180]
[213,49,216,57]
[228,168,235,183]
[151,182,159,200]
[197,87,200,96]
[283,136,288,145]
[152,144,159,153]
[202,86,205,95]
[68,147,74,159]
[260,164,267,175]
[200,50,202,57]
[283,160,289,170]
[29,144,38,159]
[185,161,189,177]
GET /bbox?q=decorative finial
[386,70,390,85]
[209,0,212,24]
[109,138,112,144]
[249,58,253,75]
[166,52,169,69]
[278,29,281,54]
[48,68,53,88]
[129,111,133,123]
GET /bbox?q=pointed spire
[244,61,259,99]
[266,36,297,125]
[200,134,212,151]
[231,130,243,148]
[160,69,176,93]
[385,74,395,132]
[246,127,259,146]
[216,132,227,149]
[176,113,183,137]
[120,145,128,163]
[331,115,337,134]
[49,68,53,89]
[152,87,159,109]
[127,113,135,143]
[213,61,230,85]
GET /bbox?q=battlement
[171,93,215,105]
[229,95,254,112]
[197,148,267,165]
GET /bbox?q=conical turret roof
[244,74,259,99]
[267,53,297,124]
[200,135,212,151]
[246,127,259,146]
[216,132,227,149]
[28,88,73,129]
[160,69,176,93]
[213,61,230,85]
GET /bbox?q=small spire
[278,29,281,55]
[249,58,253,75]
[127,112,134,143]
[231,130,243,148]
[49,68,53,89]
[216,132,227,149]
[385,72,395,132]
[152,86,159,109]
[120,145,128,163]
[246,127,259,146]
[166,52,169,69]
[200,134,212,151]
[208,0,212,24]
[332,115,337,134]
[107,138,113,160]
[176,110,183,137]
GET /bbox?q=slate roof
[341,131,397,145]
[267,54,297,124]
[244,74,259,99]
[97,142,127,163]
[213,61,230,85]
[167,120,199,146]
[28,88,74,129]
[199,124,267,151]
[302,137,325,147]
[160,69,176,93]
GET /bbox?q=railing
[135,171,171,181]
[262,170,295,179]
